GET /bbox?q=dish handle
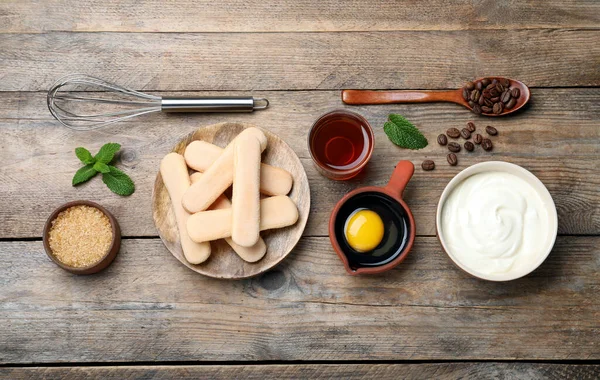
[385,160,414,198]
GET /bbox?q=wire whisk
[47,74,269,131]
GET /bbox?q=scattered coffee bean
[482,138,493,151]
[447,128,460,138]
[447,153,458,166]
[473,133,483,144]
[421,160,435,171]
[493,102,504,114]
[472,104,482,114]
[501,90,512,103]
[485,126,498,135]
[511,88,520,98]
[505,98,517,109]
[467,122,476,132]
[448,142,461,153]
[460,128,471,139]
[465,82,475,90]
[464,141,474,152]
[437,134,448,146]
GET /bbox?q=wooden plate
[152,122,310,279]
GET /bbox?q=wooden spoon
[341,77,530,117]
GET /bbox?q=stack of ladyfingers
[160,128,298,264]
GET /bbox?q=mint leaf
[93,161,110,173]
[102,166,135,196]
[384,114,428,150]
[72,164,98,186]
[94,143,121,164]
[75,147,95,165]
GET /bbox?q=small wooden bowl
[42,200,121,275]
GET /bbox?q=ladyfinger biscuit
[232,135,261,247]
[185,140,293,196]
[187,196,298,243]
[160,153,211,264]
[182,127,268,213]
[190,172,266,263]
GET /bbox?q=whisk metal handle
[161,97,269,113]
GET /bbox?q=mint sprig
[384,113,428,150]
[72,143,135,196]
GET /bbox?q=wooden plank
[0,89,598,238]
[1,363,599,379]
[1,0,599,33]
[0,236,598,363]
[0,30,599,92]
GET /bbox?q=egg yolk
[344,209,384,252]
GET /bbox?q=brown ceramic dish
[329,161,416,275]
[341,76,530,117]
[43,200,121,275]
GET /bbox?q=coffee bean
[467,122,476,132]
[495,84,504,93]
[492,79,498,85]
[505,98,517,109]
[481,106,492,113]
[490,96,500,103]
[462,88,469,101]
[465,82,475,90]
[464,141,474,152]
[485,125,498,135]
[493,102,504,114]
[476,81,483,90]
[468,100,475,107]
[472,104,482,115]
[447,128,460,138]
[501,90,512,103]
[447,153,458,166]
[471,90,481,102]
[448,142,461,153]
[437,134,448,146]
[460,128,471,139]
[489,88,499,97]
[511,88,520,98]
[486,83,496,90]
[482,138,493,151]
[501,78,510,87]
[481,78,490,86]
[478,95,485,105]
[421,160,435,171]
[484,98,493,107]
[474,133,483,144]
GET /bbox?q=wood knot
[257,270,287,291]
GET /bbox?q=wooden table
[1,1,599,378]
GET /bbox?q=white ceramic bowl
[436,161,558,281]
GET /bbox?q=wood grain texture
[153,123,310,279]
[1,363,599,379]
[0,30,599,92]
[0,89,598,238]
[1,236,598,363]
[1,0,599,33]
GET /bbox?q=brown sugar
[48,205,113,268]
